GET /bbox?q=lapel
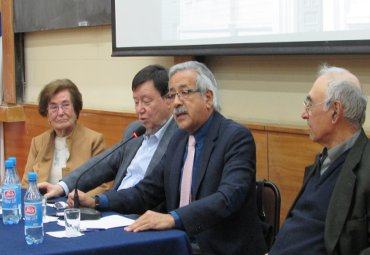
[112,136,144,189]
[324,130,367,253]
[41,129,56,162]
[145,119,177,176]
[193,112,221,198]
[168,132,188,209]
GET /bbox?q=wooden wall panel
[1,0,17,103]
[268,131,322,224]
[78,110,137,147]
[250,129,268,180]
[4,104,137,179]
[3,122,27,171]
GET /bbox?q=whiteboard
[112,0,370,56]
[14,0,111,33]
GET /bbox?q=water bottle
[8,157,22,217]
[2,159,21,224]
[24,172,44,245]
[0,169,2,215]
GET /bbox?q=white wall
[24,25,370,130]
[206,55,370,127]
[24,25,174,113]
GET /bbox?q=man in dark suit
[72,61,267,255]
[39,64,177,198]
[270,65,370,255]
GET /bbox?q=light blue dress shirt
[117,119,171,190]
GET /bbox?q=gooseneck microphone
[73,125,146,220]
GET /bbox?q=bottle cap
[28,172,37,181]
[8,157,16,165]
[5,159,13,168]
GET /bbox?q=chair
[256,179,281,250]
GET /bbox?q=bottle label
[24,202,43,226]
[2,187,18,209]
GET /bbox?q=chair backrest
[256,179,281,250]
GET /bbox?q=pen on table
[82,228,106,232]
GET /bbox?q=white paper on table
[46,230,84,238]
[57,214,135,230]
[44,215,59,223]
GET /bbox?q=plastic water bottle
[24,172,44,245]
[2,159,21,224]
[0,170,2,214]
[8,157,22,217]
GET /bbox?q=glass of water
[64,208,81,237]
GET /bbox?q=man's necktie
[319,148,328,175]
[179,135,196,207]
[319,148,328,167]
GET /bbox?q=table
[0,203,192,255]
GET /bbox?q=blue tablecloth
[0,203,192,255]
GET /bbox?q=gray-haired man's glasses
[165,89,201,101]
[303,100,325,112]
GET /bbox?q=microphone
[73,125,146,220]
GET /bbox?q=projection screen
[112,0,370,56]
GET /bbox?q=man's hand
[37,182,65,199]
[67,190,95,208]
[124,210,175,232]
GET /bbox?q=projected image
[171,0,370,43]
[113,0,370,55]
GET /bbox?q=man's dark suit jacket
[62,118,177,192]
[104,111,267,255]
[287,129,370,255]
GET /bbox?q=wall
[206,55,370,127]
[24,25,174,113]
[24,25,370,130]
[4,104,137,177]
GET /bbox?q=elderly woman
[22,79,109,196]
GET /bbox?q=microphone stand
[73,125,146,220]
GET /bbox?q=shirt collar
[192,112,214,142]
[326,129,361,162]
[144,116,173,141]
